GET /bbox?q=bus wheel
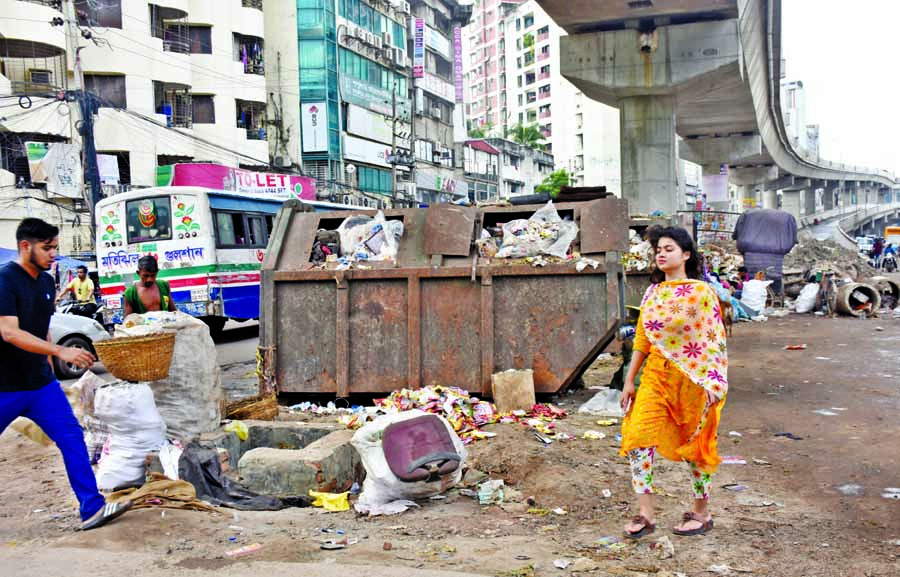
[201,316,227,339]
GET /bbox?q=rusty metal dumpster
[259,198,629,398]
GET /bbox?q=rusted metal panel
[420,278,482,392]
[348,280,409,392]
[425,204,476,256]
[580,198,629,254]
[492,275,607,393]
[275,281,337,393]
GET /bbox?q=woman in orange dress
[619,226,728,539]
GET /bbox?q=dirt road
[1,315,899,576]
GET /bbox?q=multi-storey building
[1,0,270,251]
[463,0,620,193]
[485,137,553,199]
[268,0,470,206]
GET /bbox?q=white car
[49,313,110,380]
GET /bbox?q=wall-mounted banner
[413,18,425,78]
[25,142,82,198]
[454,27,464,103]
[301,102,328,152]
[157,163,316,200]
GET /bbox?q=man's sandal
[81,500,133,531]
[624,515,656,539]
[672,511,714,536]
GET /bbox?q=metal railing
[245,127,266,140]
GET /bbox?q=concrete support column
[620,95,677,216]
[762,189,778,209]
[781,190,802,220]
[802,188,816,216]
[701,163,730,212]
[823,185,838,211]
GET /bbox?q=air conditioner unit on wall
[374,36,383,49]
[383,32,392,46]
[395,49,406,66]
[402,1,410,15]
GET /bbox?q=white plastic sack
[795,283,819,314]
[117,312,223,440]
[351,410,467,515]
[94,382,166,490]
[577,387,624,417]
[740,279,772,313]
[337,211,404,261]
[495,201,578,259]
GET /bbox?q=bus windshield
[126,197,173,243]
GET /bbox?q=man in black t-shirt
[0,218,131,530]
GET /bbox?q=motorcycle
[883,253,898,273]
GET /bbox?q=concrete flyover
[536,0,900,234]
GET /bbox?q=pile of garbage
[701,242,744,277]
[375,385,569,444]
[622,229,653,272]
[784,239,874,281]
[476,201,578,260]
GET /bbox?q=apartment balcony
[538,71,550,80]
[537,52,550,61]
[526,95,537,104]
[537,31,549,42]
[538,91,551,100]
[539,110,551,119]
[245,127,266,141]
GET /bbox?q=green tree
[510,123,544,149]
[468,121,494,138]
[535,169,571,198]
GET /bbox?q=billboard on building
[341,77,411,120]
[413,18,425,78]
[157,163,316,200]
[453,27,464,103]
[25,142,82,198]
[343,135,391,168]
[301,102,328,152]
[346,104,409,148]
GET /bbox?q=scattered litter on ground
[551,507,567,515]
[774,432,803,441]
[752,458,771,466]
[721,456,747,465]
[582,430,606,440]
[813,409,839,416]
[723,484,750,492]
[602,489,612,498]
[784,344,807,351]
[478,479,505,505]
[814,357,832,361]
[553,559,570,569]
[729,431,743,437]
[224,543,263,558]
[836,484,864,496]
[578,387,623,417]
[881,488,900,500]
[309,491,350,512]
[223,420,248,441]
[653,535,675,560]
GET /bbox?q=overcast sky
[782,0,899,175]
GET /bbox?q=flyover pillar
[762,189,778,209]
[781,190,802,221]
[823,182,839,211]
[620,95,678,216]
[802,188,817,216]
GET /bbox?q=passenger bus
[884,226,900,248]
[95,186,356,332]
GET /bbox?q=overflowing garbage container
[260,198,629,397]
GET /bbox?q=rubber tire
[201,316,227,339]
[52,335,93,380]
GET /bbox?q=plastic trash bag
[352,410,466,515]
[740,279,772,313]
[495,201,578,259]
[94,381,167,491]
[795,283,820,314]
[337,211,404,261]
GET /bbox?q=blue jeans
[0,381,105,521]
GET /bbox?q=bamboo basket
[94,332,176,382]
[225,394,278,421]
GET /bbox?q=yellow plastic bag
[224,420,248,441]
[308,490,350,512]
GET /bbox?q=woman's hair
[648,226,703,284]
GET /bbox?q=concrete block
[238,429,364,497]
[196,421,338,468]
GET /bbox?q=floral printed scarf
[640,279,728,398]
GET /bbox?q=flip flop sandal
[81,500,133,531]
[672,511,714,536]
[624,515,656,540]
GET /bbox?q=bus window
[248,216,266,246]
[126,197,172,243]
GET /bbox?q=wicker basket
[94,332,176,382]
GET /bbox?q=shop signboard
[301,102,328,152]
